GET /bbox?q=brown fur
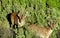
[11,12,21,29]
[11,12,26,29]
[28,23,56,38]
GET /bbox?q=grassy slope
[0,0,60,38]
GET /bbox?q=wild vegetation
[0,0,60,38]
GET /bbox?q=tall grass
[0,0,60,38]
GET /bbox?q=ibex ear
[17,10,20,14]
[12,10,14,13]
[48,22,51,27]
[18,16,21,22]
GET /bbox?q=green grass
[0,0,60,38]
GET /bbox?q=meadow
[0,0,60,38]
